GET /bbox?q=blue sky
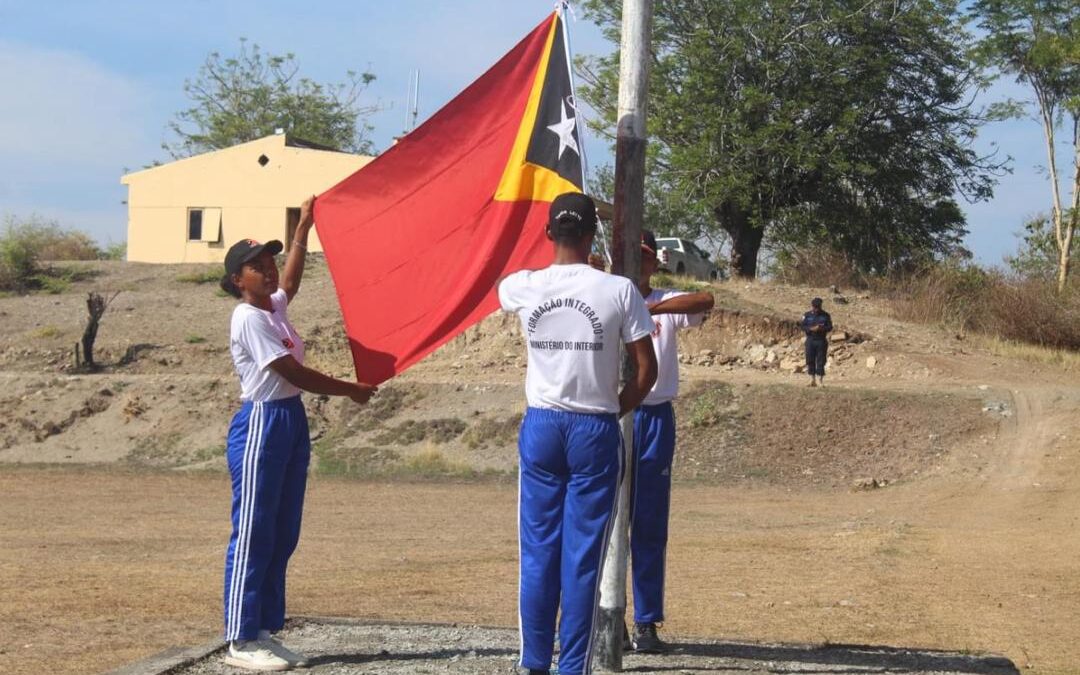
[0,0,1066,264]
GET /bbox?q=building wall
[122,135,371,263]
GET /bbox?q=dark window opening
[258,154,269,167]
[188,209,203,241]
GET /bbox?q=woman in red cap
[218,196,376,671]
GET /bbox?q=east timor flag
[315,12,585,384]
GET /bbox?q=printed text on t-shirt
[528,340,605,351]
[526,297,605,337]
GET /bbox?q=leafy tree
[165,40,378,158]
[578,0,1004,278]
[970,0,1080,292]
[1007,213,1080,281]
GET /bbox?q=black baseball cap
[223,238,283,277]
[548,192,598,238]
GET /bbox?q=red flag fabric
[315,12,584,384]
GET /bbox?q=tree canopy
[164,40,379,158]
[579,0,1005,278]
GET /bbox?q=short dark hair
[220,274,242,299]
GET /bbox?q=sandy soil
[0,260,1078,673]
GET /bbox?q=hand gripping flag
[315,11,584,384]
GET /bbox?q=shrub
[2,214,100,261]
[0,215,106,291]
[992,278,1080,350]
[0,226,40,291]
[888,263,1080,351]
[100,241,127,261]
[888,263,994,335]
[770,245,867,289]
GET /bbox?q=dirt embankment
[0,260,1004,491]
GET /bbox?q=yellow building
[120,134,372,263]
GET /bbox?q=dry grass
[887,266,1080,351]
[769,247,868,290]
[977,335,1080,372]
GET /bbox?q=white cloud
[0,41,160,244]
[0,40,153,171]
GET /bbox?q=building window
[187,208,222,242]
[188,209,203,241]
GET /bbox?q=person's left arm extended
[648,291,714,316]
[281,195,315,303]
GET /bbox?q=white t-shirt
[499,264,654,414]
[642,288,704,405]
[230,288,305,402]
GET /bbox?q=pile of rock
[678,330,867,376]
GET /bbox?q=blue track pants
[223,395,310,642]
[631,402,675,624]
[518,407,622,675]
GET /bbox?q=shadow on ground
[143,619,1018,675]
[629,641,1019,674]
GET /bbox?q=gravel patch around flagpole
[111,617,1021,675]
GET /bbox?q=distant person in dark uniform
[800,297,832,387]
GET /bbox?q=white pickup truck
[655,237,718,280]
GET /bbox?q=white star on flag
[547,100,579,160]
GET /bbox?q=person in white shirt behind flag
[627,229,714,654]
[498,192,657,675]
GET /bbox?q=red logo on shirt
[651,319,662,338]
[282,338,294,349]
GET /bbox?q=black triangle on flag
[524,17,583,190]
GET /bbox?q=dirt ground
[1,260,1079,674]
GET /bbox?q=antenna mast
[404,69,422,135]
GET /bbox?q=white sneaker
[224,640,291,671]
[258,630,310,667]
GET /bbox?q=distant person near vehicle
[498,192,658,675]
[627,230,714,653]
[218,196,377,671]
[800,297,833,387]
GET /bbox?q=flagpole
[559,2,612,266]
[595,0,652,671]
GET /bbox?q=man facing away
[498,193,658,675]
[800,297,833,387]
[627,229,714,653]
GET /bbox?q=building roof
[121,133,369,183]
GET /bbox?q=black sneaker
[631,622,667,654]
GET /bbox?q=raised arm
[281,196,315,303]
[269,354,377,404]
[648,291,714,316]
[619,336,658,416]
